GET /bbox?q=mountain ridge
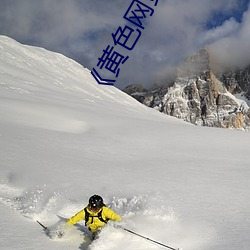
[123,49,250,130]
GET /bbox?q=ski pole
[122,227,180,250]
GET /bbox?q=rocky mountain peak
[177,49,210,78]
[123,49,250,130]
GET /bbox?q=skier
[66,194,121,239]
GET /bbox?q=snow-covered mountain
[0,36,250,250]
[124,49,250,130]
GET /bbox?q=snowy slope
[0,36,250,250]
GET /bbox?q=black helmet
[89,195,104,210]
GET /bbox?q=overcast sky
[0,0,249,89]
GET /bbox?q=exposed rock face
[217,66,250,99]
[124,49,250,130]
[123,84,147,103]
[123,84,147,95]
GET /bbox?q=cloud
[200,18,240,45]
[0,0,249,88]
[209,4,250,69]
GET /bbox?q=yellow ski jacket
[67,206,121,233]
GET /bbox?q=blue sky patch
[206,0,249,29]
